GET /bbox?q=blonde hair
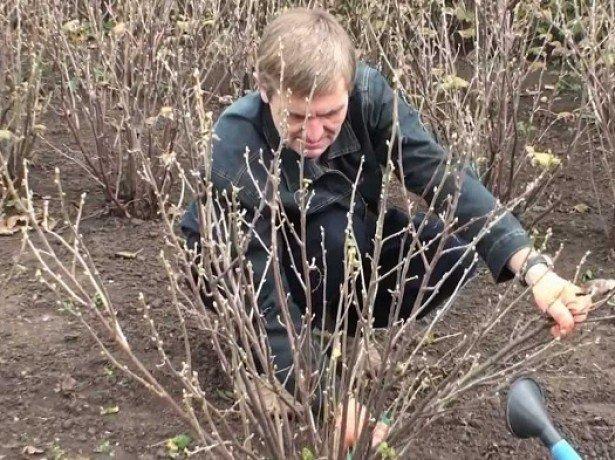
[256,8,356,98]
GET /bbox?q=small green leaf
[58,300,77,315]
[528,46,546,58]
[166,434,191,457]
[301,447,315,460]
[581,269,595,283]
[215,388,234,401]
[556,74,582,94]
[517,121,536,136]
[528,60,546,72]
[103,365,115,379]
[377,441,398,459]
[424,331,438,345]
[67,77,78,92]
[93,292,105,310]
[50,441,66,460]
[94,440,112,454]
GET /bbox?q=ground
[1,108,614,459]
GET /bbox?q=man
[181,7,592,449]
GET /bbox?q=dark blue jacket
[181,62,531,392]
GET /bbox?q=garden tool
[506,377,581,460]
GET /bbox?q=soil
[1,101,614,459]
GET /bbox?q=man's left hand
[531,270,592,338]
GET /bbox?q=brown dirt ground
[1,101,614,459]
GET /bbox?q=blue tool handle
[550,439,581,460]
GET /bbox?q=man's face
[262,76,349,159]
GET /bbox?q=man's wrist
[519,253,554,287]
[524,263,553,287]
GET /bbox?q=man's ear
[259,88,269,104]
[253,71,269,104]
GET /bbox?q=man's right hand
[335,398,390,452]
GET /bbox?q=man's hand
[507,247,593,338]
[529,269,592,338]
[335,398,389,452]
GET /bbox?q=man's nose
[304,118,324,143]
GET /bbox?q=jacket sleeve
[365,67,531,282]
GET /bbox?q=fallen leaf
[100,405,119,415]
[115,249,143,259]
[33,124,46,134]
[22,445,44,455]
[331,345,342,359]
[526,146,561,169]
[430,67,444,77]
[176,19,200,33]
[55,374,78,394]
[158,106,174,120]
[216,95,234,105]
[556,111,574,121]
[457,27,475,39]
[0,129,14,141]
[4,197,27,210]
[0,214,28,235]
[528,61,546,72]
[166,205,183,218]
[111,22,126,37]
[419,27,438,38]
[160,151,176,166]
[61,19,82,34]
[441,74,470,91]
[572,203,590,213]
